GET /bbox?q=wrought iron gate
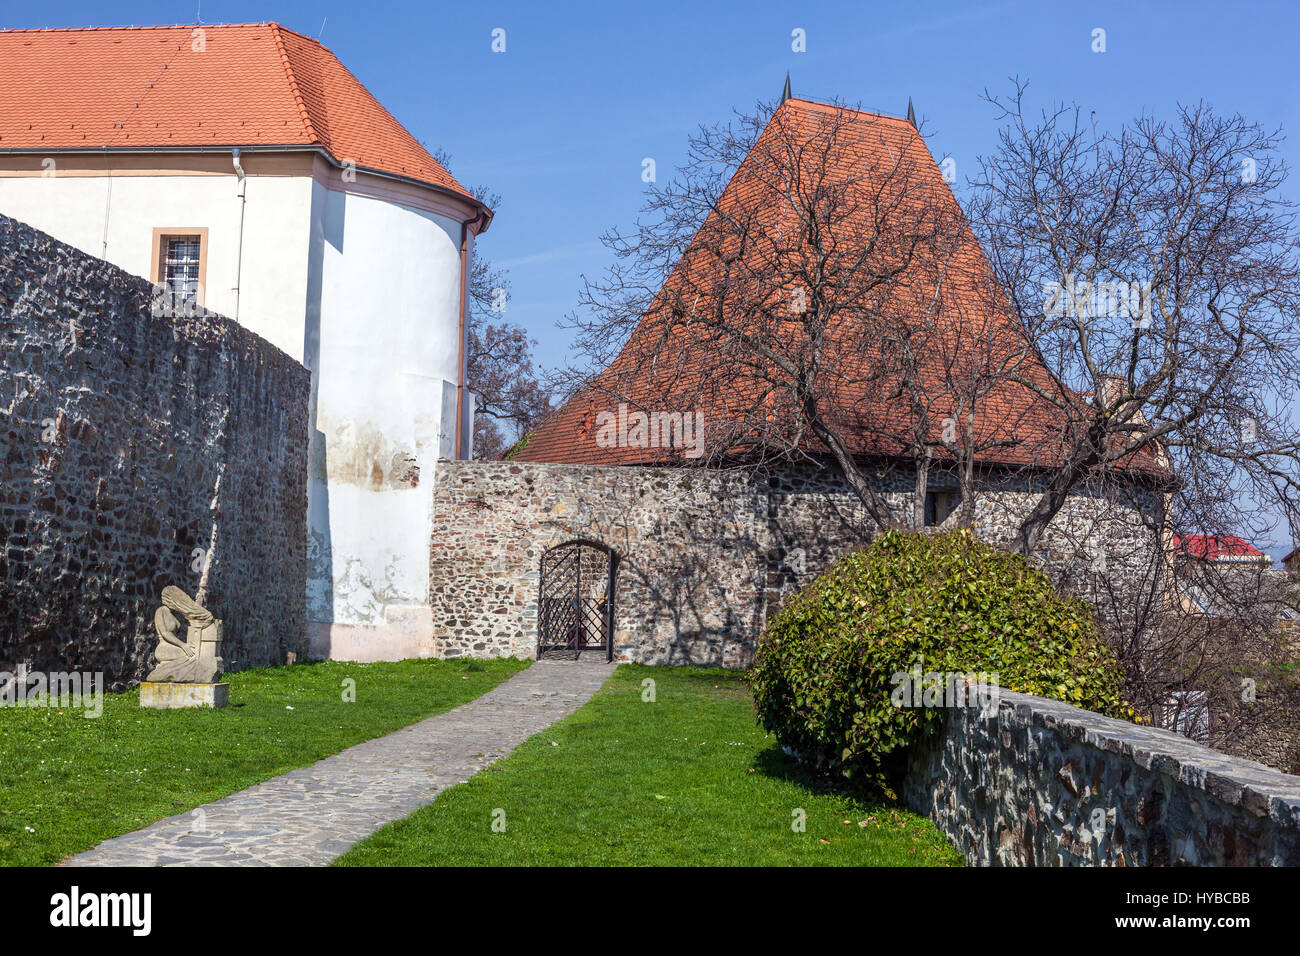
[538,542,615,660]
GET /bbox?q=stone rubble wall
[0,214,310,684]
[429,461,769,666]
[903,689,1300,866]
[428,460,1161,666]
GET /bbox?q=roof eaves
[0,141,491,225]
[349,159,494,229]
[0,144,319,155]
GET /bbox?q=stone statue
[146,586,224,683]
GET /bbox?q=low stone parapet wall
[904,689,1300,866]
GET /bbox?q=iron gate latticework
[538,542,615,661]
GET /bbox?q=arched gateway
[537,541,617,661]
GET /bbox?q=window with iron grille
[158,235,202,303]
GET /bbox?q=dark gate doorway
[537,541,616,661]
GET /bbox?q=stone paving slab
[64,660,616,867]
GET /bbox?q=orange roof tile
[0,22,482,210]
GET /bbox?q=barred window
[158,235,203,303]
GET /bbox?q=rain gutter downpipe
[232,148,247,321]
[455,221,469,460]
[455,205,491,460]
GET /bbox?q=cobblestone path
[65,660,616,867]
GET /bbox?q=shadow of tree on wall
[613,549,761,666]
[760,466,879,622]
[613,485,768,668]
[529,464,884,668]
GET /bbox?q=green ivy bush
[750,529,1131,790]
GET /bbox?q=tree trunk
[804,408,898,532]
[1015,458,1094,555]
[913,452,930,529]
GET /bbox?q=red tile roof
[0,22,481,209]
[1171,534,1266,561]
[515,98,1163,477]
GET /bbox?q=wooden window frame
[150,227,209,307]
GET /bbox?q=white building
[0,22,493,660]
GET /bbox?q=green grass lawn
[335,664,962,866]
[0,656,528,866]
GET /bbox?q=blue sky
[12,1,1300,552]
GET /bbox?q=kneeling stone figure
[146,586,224,683]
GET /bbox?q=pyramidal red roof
[0,22,479,207]
[517,97,1156,475]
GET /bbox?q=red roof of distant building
[1171,534,1266,561]
[0,23,481,210]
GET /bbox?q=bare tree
[1090,530,1300,770]
[967,81,1300,556]
[467,316,553,459]
[429,158,553,460]
[559,98,1030,530]
[951,83,1300,769]
[465,231,553,457]
[892,273,1041,529]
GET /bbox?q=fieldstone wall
[0,215,310,683]
[430,462,772,666]
[428,459,1160,666]
[904,690,1300,866]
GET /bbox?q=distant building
[1171,534,1271,566]
[1283,547,1300,579]
[1169,535,1296,621]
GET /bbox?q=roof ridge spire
[781,71,792,104]
[906,97,917,128]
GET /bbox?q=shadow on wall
[306,435,334,635]
[302,184,342,643]
[426,461,887,666]
[618,546,760,667]
[762,482,877,614]
[609,493,770,668]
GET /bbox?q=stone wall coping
[996,690,1300,827]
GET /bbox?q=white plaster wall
[304,180,466,645]
[0,172,314,362]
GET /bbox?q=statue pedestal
[139,681,229,709]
